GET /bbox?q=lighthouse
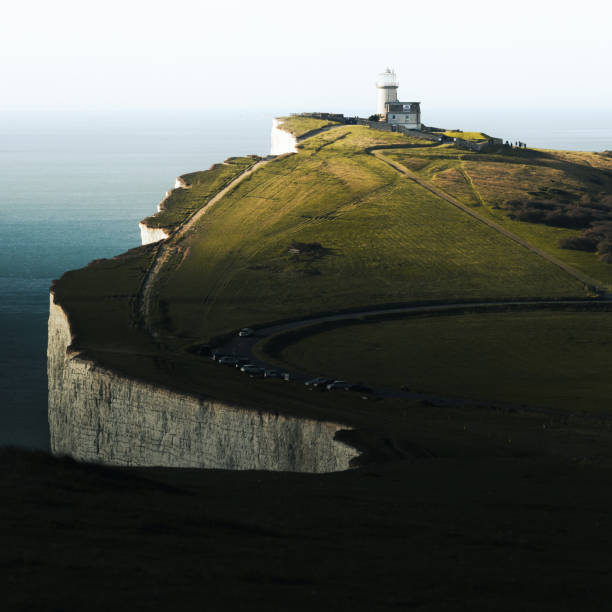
[376,68,421,130]
[376,68,399,116]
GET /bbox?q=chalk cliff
[270,118,297,155]
[47,294,359,472]
[139,177,189,245]
[139,223,169,245]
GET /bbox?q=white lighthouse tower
[376,68,421,130]
[376,68,399,116]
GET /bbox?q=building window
[391,115,395,119]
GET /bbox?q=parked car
[326,380,350,391]
[241,364,265,377]
[234,358,252,368]
[238,328,254,337]
[264,369,282,379]
[305,377,332,389]
[217,356,238,366]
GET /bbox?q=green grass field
[53,246,157,352]
[442,131,489,141]
[141,157,257,230]
[150,125,588,344]
[273,309,612,411]
[385,145,612,288]
[54,116,611,419]
[277,116,340,137]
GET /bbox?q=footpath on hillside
[136,159,270,335]
[370,148,609,297]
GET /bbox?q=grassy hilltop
[154,126,589,342]
[53,117,612,416]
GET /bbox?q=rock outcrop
[270,118,297,155]
[47,294,359,472]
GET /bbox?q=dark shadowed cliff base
[4,423,612,611]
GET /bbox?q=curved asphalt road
[215,299,609,411]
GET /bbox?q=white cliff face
[270,118,297,155]
[47,294,359,472]
[139,177,189,245]
[139,222,170,245]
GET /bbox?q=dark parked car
[238,328,254,337]
[326,380,350,391]
[217,356,239,366]
[241,365,265,377]
[305,377,332,389]
[234,358,252,368]
[264,369,282,379]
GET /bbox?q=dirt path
[370,149,609,296]
[136,159,269,335]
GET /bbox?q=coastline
[138,177,190,245]
[47,292,359,471]
[270,118,298,155]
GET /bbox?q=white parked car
[238,328,254,337]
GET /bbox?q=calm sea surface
[1,109,610,449]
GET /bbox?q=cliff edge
[47,292,359,471]
[138,177,188,245]
[270,118,297,155]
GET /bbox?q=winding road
[216,298,609,410]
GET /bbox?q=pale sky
[1,0,611,112]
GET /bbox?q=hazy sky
[1,0,610,113]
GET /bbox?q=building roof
[386,102,420,112]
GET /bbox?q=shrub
[543,209,594,229]
[288,241,329,261]
[558,236,599,252]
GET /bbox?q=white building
[376,68,421,130]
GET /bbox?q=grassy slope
[53,246,157,352]
[141,157,257,230]
[54,118,605,421]
[442,130,489,140]
[274,309,612,412]
[153,126,587,344]
[277,115,340,137]
[385,145,612,288]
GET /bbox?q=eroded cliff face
[138,177,189,245]
[139,222,169,245]
[47,294,359,472]
[270,118,297,155]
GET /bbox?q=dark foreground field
[5,405,612,612]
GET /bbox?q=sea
[1,108,611,449]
